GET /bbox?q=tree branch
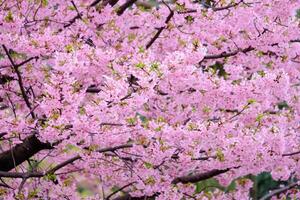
[146,2,174,49]
[106,182,136,199]
[212,0,243,11]
[86,86,101,93]
[84,143,133,153]
[282,150,300,157]
[259,182,299,200]
[201,46,254,62]
[171,168,230,184]
[112,193,159,200]
[2,45,35,118]
[0,134,53,172]
[116,0,138,16]
[46,155,81,175]
[0,155,80,178]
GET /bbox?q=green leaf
[195,178,225,193]
[257,70,266,77]
[247,98,257,104]
[77,185,93,197]
[135,62,146,69]
[41,0,48,7]
[144,162,153,169]
[45,173,57,182]
[249,172,284,199]
[216,148,225,162]
[136,113,147,123]
[79,106,86,115]
[126,117,137,125]
[277,101,289,110]
[185,15,194,24]
[205,62,229,79]
[28,189,39,199]
[296,9,300,19]
[255,113,264,122]
[65,44,74,53]
[5,11,14,23]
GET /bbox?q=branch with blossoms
[259,182,299,200]
[1,0,300,198]
[0,155,81,179]
[146,1,174,49]
[171,168,230,184]
[2,45,38,119]
[177,0,253,14]
[198,46,255,65]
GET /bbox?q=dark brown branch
[15,56,39,68]
[0,142,132,177]
[91,0,119,7]
[192,156,217,161]
[146,27,164,49]
[67,0,121,31]
[259,182,299,200]
[0,134,53,172]
[178,0,244,14]
[116,0,137,16]
[0,74,14,85]
[106,0,119,6]
[106,182,136,199]
[63,14,82,28]
[291,39,300,43]
[61,1,85,30]
[202,46,254,61]
[145,2,174,49]
[96,144,133,153]
[177,9,197,14]
[100,122,124,126]
[0,182,11,188]
[0,155,80,178]
[0,132,7,139]
[90,0,102,7]
[113,193,159,200]
[62,0,83,29]
[86,86,101,93]
[282,150,300,157]
[2,45,35,119]
[212,0,243,11]
[0,56,38,70]
[171,168,230,184]
[46,155,81,174]
[0,171,43,178]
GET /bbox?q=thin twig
[106,182,136,199]
[2,45,35,119]
[282,150,300,157]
